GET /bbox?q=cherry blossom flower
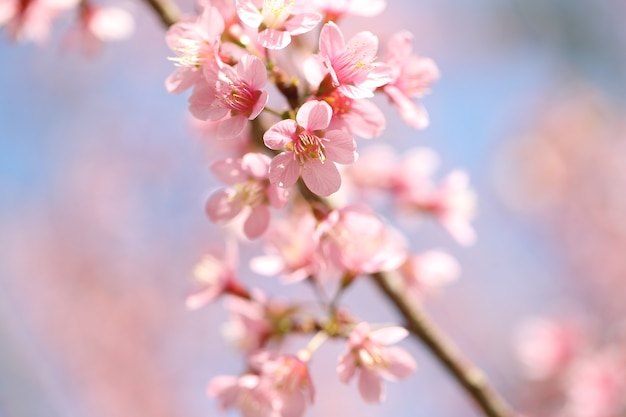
[514,317,581,380]
[382,31,439,129]
[1,0,78,43]
[208,374,275,417]
[236,0,321,50]
[165,5,225,94]
[337,322,416,403]
[304,21,392,99]
[189,53,268,140]
[319,90,385,139]
[186,240,246,309]
[250,206,324,283]
[205,153,289,239]
[264,100,356,196]
[222,296,274,353]
[310,0,385,21]
[63,4,134,55]
[318,204,406,276]
[399,250,460,300]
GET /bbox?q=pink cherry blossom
[264,100,356,196]
[222,296,274,353]
[399,250,460,300]
[62,5,134,55]
[250,206,324,283]
[189,53,268,140]
[165,5,225,94]
[1,0,78,43]
[304,22,392,99]
[206,153,288,239]
[514,317,581,380]
[319,90,385,139]
[318,204,407,276]
[236,0,321,50]
[337,322,416,403]
[186,240,247,309]
[208,374,275,417]
[310,0,386,21]
[382,31,439,129]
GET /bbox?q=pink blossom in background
[304,21,392,99]
[236,0,321,50]
[319,89,386,139]
[222,295,274,353]
[0,0,78,42]
[310,0,386,21]
[264,100,356,196]
[165,4,225,93]
[381,30,439,129]
[399,250,460,300]
[337,322,416,403]
[189,53,268,140]
[205,153,288,239]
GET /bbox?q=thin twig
[371,271,514,417]
[142,0,180,27]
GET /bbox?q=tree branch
[141,0,180,28]
[371,271,514,417]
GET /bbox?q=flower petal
[258,28,292,50]
[297,100,331,131]
[238,54,268,90]
[369,326,409,345]
[244,205,270,239]
[236,0,263,28]
[217,114,248,140]
[319,22,345,58]
[323,130,357,164]
[264,120,298,150]
[269,152,300,188]
[211,157,248,185]
[205,189,244,223]
[337,352,357,383]
[302,159,341,196]
[284,12,322,36]
[384,346,417,380]
[358,368,385,403]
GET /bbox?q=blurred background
[2,0,626,416]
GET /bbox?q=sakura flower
[1,0,78,43]
[382,31,439,129]
[318,204,407,276]
[310,0,386,21]
[399,250,460,300]
[208,374,275,417]
[319,90,386,139]
[264,100,356,196]
[186,240,248,309]
[165,5,225,94]
[337,322,416,403]
[63,4,134,55]
[514,317,581,380]
[236,0,321,50]
[206,153,288,239]
[250,206,323,283]
[304,22,392,99]
[222,296,273,353]
[189,53,269,140]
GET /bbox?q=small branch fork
[141,2,515,416]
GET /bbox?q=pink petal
[165,67,200,94]
[385,30,412,61]
[346,31,378,62]
[249,255,286,276]
[238,53,267,90]
[337,352,357,383]
[348,322,371,347]
[207,375,238,405]
[205,189,244,223]
[384,346,417,380]
[302,159,341,196]
[217,114,248,140]
[258,28,291,50]
[319,22,345,58]
[244,205,271,239]
[264,120,297,150]
[267,185,289,209]
[297,100,332,131]
[369,326,409,345]
[346,0,385,16]
[188,82,229,121]
[358,368,385,403]
[200,5,225,40]
[338,83,375,99]
[269,152,300,188]
[277,391,307,417]
[241,152,271,179]
[186,285,222,309]
[323,130,357,164]
[344,98,385,138]
[249,90,268,119]
[284,12,322,36]
[302,55,326,89]
[211,157,248,185]
[235,0,263,28]
[384,85,429,129]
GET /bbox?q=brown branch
[141,0,180,28]
[371,271,514,417]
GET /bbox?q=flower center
[218,81,262,116]
[293,131,326,164]
[168,38,215,68]
[234,180,266,207]
[261,0,294,29]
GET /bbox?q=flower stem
[141,0,179,27]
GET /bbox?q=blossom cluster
[164,1,476,416]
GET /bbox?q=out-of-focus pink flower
[399,250,460,300]
[189,53,268,140]
[222,296,274,353]
[63,5,134,55]
[208,374,275,417]
[186,240,248,309]
[236,0,321,50]
[205,153,289,239]
[250,207,323,283]
[310,0,385,21]
[318,204,406,276]
[319,90,386,139]
[304,22,392,99]
[1,0,78,43]
[514,317,581,380]
[337,322,416,403]
[264,100,356,196]
[564,350,626,417]
[382,31,439,129]
[165,5,225,93]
